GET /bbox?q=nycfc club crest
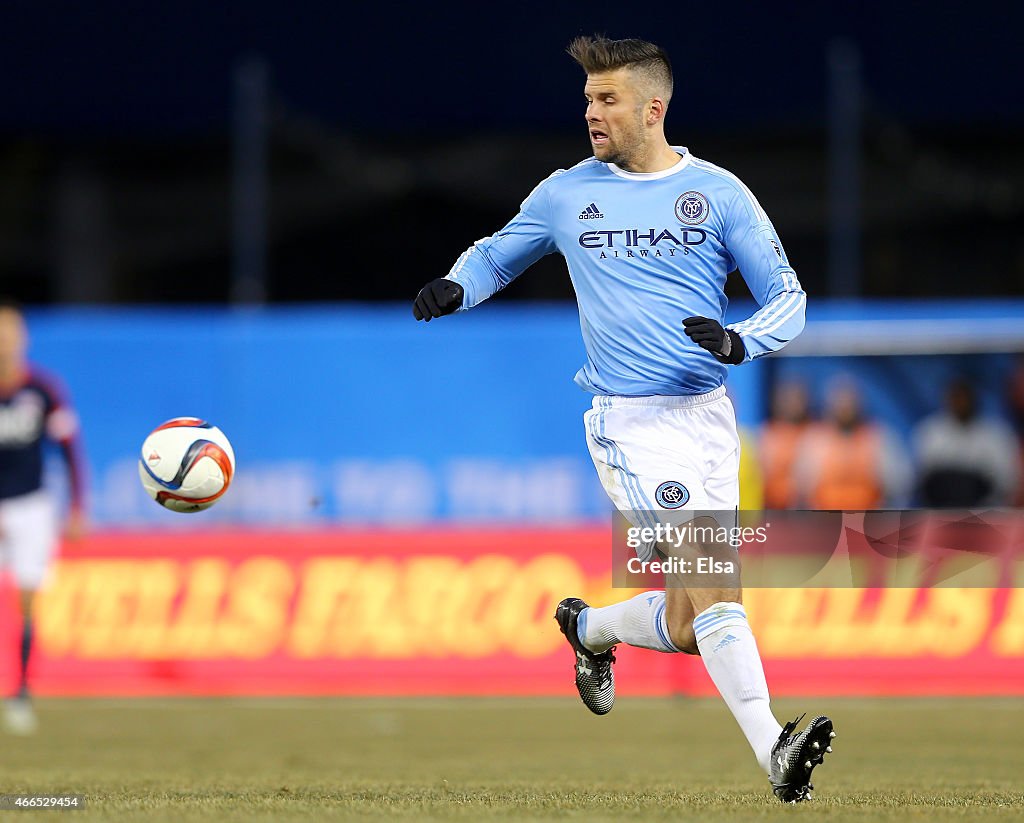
[674,191,709,225]
[655,480,690,509]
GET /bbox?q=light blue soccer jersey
[447,147,806,396]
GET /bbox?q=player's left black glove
[682,316,745,365]
[413,278,464,322]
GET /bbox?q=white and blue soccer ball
[138,417,236,512]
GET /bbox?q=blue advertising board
[25,300,1024,524]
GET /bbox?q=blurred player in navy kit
[0,301,86,734]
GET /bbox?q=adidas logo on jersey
[579,202,604,220]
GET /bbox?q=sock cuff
[693,601,748,643]
[654,600,684,654]
[575,607,589,647]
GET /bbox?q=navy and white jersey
[448,147,806,396]
[0,367,83,504]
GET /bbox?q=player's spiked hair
[567,35,673,100]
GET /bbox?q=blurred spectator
[759,382,815,509]
[914,378,1020,507]
[795,380,911,509]
[1007,359,1024,506]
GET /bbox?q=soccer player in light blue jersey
[413,35,834,802]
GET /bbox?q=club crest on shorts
[674,191,709,225]
[655,480,690,509]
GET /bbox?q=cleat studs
[829,731,836,739]
[826,746,832,753]
[804,760,812,769]
[812,741,820,750]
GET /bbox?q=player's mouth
[590,129,609,147]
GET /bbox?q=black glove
[412,278,464,321]
[682,316,745,365]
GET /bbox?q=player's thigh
[704,462,739,514]
[3,492,58,591]
[692,403,742,613]
[702,396,741,513]
[585,403,709,564]
[586,401,709,516]
[584,404,637,515]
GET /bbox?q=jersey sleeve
[719,186,806,362]
[445,174,559,309]
[37,371,86,512]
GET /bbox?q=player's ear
[646,97,666,126]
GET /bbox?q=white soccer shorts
[584,387,740,562]
[0,490,59,590]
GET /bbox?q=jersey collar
[607,147,691,180]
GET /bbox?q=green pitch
[2,697,1022,822]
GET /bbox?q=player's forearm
[727,280,806,362]
[446,243,516,310]
[59,437,86,512]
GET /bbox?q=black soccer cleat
[554,597,616,716]
[769,714,835,803]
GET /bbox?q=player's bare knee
[664,589,700,654]
[687,587,742,618]
[675,519,743,617]
[666,619,699,654]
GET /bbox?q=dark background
[2,0,1022,304]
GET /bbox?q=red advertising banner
[1,529,1023,696]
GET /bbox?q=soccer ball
[138,418,236,512]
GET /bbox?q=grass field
[1,697,1022,821]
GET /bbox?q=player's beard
[595,111,647,170]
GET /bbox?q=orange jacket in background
[760,421,812,509]
[807,425,884,510]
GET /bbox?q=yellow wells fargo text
[35,555,1024,660]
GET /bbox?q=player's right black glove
[682,316,746,365]
[412,278,464,322]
